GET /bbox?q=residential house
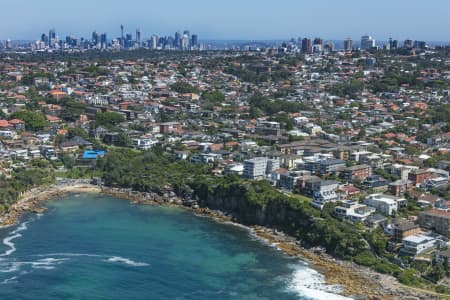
[335,201,376,222]
[364,194,407,216]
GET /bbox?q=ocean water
[0,193,351,300]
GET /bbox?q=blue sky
[2,0,450,41]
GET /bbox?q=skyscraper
[174,32,180,49]
[150,34,158,50]
[120,24,124,48]
[403,39,413,49]
[125,33,133,48]
[100,33,107,49]
[41,33,49,45]
[301,38,312,54]
[313,38,323,53]
[181,33,189,50]
[344,38,353,51]
[191,34,198,48]
[92,31,100,47]
[49,28,56,48]
[166,36,174,49]
[136,29,141,47]
[361,35,375,50]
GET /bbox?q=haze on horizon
[2,0,449,41]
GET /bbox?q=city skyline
[1,0,450,41]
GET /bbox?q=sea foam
[106,256,149,267]
[287,264,353,300]
[0,221,30,257]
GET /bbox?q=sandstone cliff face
[197,186,314,238]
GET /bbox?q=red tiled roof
[8,119,24,124]
[0,120,10,127]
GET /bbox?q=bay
[0,193,350,300]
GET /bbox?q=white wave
[287,265,353,300]
[10,221,29,235]
[31,265,55,270]
[0,257,68,273]
[34,253,102,258]
[33,258,68,264]
[0,262,21,273]
[0,234,22,257]
[0,276,17,284]
[106,256,149,267]
[0,221,31,257]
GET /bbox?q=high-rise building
[403,39,413,49]
[125,33,133,48]
[181,33,189,50]
[92,31,100,47]
[392,40,398,49]
[344,38,353,51]
[150,34,158,49]
[120,24,124,48]
[413,40,427,49]
[361,35,375,50]
[191,34,198,48]
[49,28,56,48]
[313,38,323,46]
[41,33,49,45]
[301,38,312,54]
[166,36,174,49]
[100,33,107,49]
[5,39,12,50]
[174,32,181,49]
[136,29,141,47]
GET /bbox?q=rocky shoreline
[0,182,441,299]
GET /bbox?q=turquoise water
[0,193,349,300]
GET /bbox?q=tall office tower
[183,30,190,48]
[361,35,375,50]
[158,37,166,48]
[313,38,323,46]
[49,28,56,47]
[297,37,302,48]
[181,33,189,50]
[92,31,100,47]
[387,37,393,50]
[125,33,133,48]
[5,39,12,50]
[100,33,107,49]
[166,36,174,49]
[41,33,49,45]
[301,38,312,54]
[65,35,76,47]
[312,38,323,53]
[136,29,141,47]
[191,34,198,48]
[150,34,158,49]
[174,31,181,49]
[413,40,427,49]
[344,38,353,51]
[403,39,413,49]
[120,24,124,48]
[392,39,398,49]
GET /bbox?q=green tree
[11,111,47,131]
[59,99,86,122]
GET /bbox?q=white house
[364,194,406,216]
[335,201,376,222]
